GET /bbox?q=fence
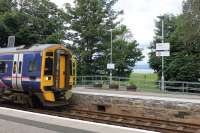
[76,75,200,94]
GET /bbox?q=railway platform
[71,87,200,127]
[73,87,200,103]
[0,107,157,133]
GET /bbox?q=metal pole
[110,30,113,85]
[161,19,165,91]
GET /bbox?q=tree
[149,14,177,77]
[0,0,67,47]
[66,0,143,76]
[149,0,200,82]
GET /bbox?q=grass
[129,73,160,92]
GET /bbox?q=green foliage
[66,0,143,76]
[149,0,200,82]
[149,14,177,75]
[0,0,67,46]
[129,73,159,92]
[0,0,143,77]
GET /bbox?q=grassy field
[129,73,160,92]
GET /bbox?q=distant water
[133,64,154,73]
[133,68,154,73]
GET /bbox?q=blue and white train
[0,44,76,107]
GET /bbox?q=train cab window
[46,52,53,56]
[0,61,7,73]
[28,58,37,72]
[44,57,53,75]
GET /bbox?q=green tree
[149,0,200,82]
[149,14,177,77]
[0,0,67,47]
[66,0,143,76]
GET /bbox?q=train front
[39,45,76,107]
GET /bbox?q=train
[0,44,76,107]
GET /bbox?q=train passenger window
[28,58,37,72]
[44,57,53,75]
[0,61,7,73]
[13,62,16,74]
[18,61,22,73]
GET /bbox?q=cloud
[115,0,183,45]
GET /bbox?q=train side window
[13,62,16,74]
[18,61,22,74]
[28,58,37,72]
[44,57,53,75]
[0,61,7,73]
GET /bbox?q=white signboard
[156,43,170,51]
[156,51,170,57]
[107,63,115,69]
[7,36,15,48]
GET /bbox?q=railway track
[64,109,200,133]
[0,103,200,133]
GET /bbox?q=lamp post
[160,16,165,91]
[105,29,113,84]
[109,29,113,85]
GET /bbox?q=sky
[50,0,183,65]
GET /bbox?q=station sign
[156,43,170,51]
[156,51,170,57]
[156,43,170,57]
[107,63,115,69]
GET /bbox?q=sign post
[156,43,170,91]
[107,63,115,70]
[107,63,115,85]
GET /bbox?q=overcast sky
[50,0,183,64]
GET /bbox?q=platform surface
[0,107,157,133]
[73,87,200,103]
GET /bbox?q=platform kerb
[0,107,156,133]
[72,88,200,124]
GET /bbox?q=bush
[109,83,119,89]
[127,84,137,91]
[93,83,103,88]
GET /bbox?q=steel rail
[64,109,200,133]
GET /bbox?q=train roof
[0,44,68,54]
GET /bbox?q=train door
[54,50,69,89]
[12,53,23,91]
[12,54,18,89]
[59,55,66,89]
